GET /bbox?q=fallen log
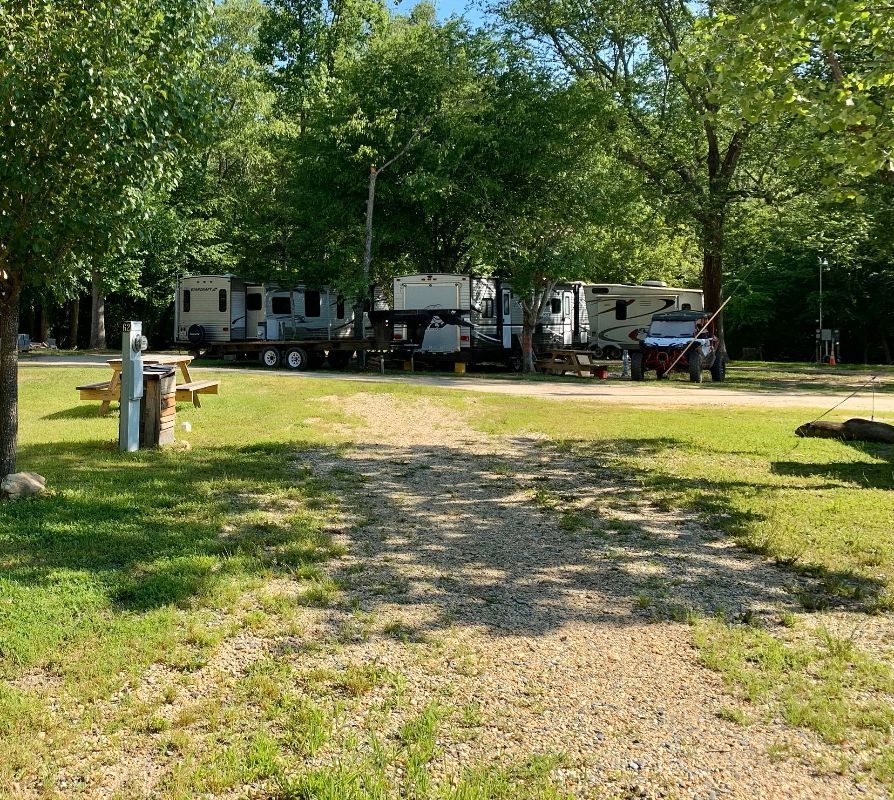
[796,418,894,444]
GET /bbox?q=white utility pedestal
[119,321,148,452]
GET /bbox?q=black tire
[689,353,703,383]
[186,324,206,346]
[630,351,644,381]
[260,347,280,368]
[603,345,621,360]
[284,347,309,370]
[710,353,726,382]
[327,351,351,369]
[308,351,326,369]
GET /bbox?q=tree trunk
[354,166,378,341]
[37,300,50,343]
[0,283,22,478]
[521,303,537,373]
[702,213,726,352]
[90,269,106,350]
[67,297,80,349]
[520,282,558,373]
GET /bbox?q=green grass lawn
[3,366,894,796]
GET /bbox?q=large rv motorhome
[390,274,589,365]
[174,274,363,369]
[582,281,703,358]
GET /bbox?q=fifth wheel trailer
[582,282,703,358]
[174,274,367,369]
[390,274,590,366]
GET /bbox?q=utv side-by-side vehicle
[630,310,726,383]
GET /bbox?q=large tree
[497,0,814,345]
[0,0,211,477]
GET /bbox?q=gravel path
[297,392,881,800]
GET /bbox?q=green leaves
[0,0,213,291]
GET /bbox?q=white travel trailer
[175,275,355,344]
[582,281,703,358]
[174,274,362,369]
[390,274,589,365]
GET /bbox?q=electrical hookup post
[816,328,841,365]
[119,321,148,452]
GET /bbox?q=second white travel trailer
[173,274,364,368]
[390,274,589,366]
[582,281,704,358]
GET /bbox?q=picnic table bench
[535,349,609,378]
[76,355,219,415]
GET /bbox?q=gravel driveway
[295,392,877,799]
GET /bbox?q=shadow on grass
[2,430,887,673]
[41,405,107,420]
[0,440,337,639]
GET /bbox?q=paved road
[23,353,892,412]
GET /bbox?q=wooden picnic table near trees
[76,355,219,416]
[536,350,610,379]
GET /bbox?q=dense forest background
[14,0,894,363]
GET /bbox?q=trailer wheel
[327,351,351,369]
[689,355,703,383]
[603,346,621,360]
[284,347,309,370]
[260,347,281,368]
[630,351,644,381]
[710,353,726,382]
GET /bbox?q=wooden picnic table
[535,349,609,378]
[77,354,219,415]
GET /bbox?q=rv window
[219,289,228,313]
[615,299,628,320]
[503,293,511,316]
[482,298,495,318]
[592,287,609,294]
[183,290,191,313]
[305,290,321,317]
[563,295,571,317]
[550,297,561,314]
[247,293,262,311]
[336,296,345,319]
[681,303,691,311]
[271,296,291,315]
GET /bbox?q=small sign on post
[119,321,147,452]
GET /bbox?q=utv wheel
[630,351,644,381]
[710,353,726,382]
[285,347,309,370]
[260,347,280,368]
[327,351,351,369]
[689,355,703,383]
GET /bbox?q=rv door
[246,287,265,339]
[562,291,573,346]
[501,289,512,349]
